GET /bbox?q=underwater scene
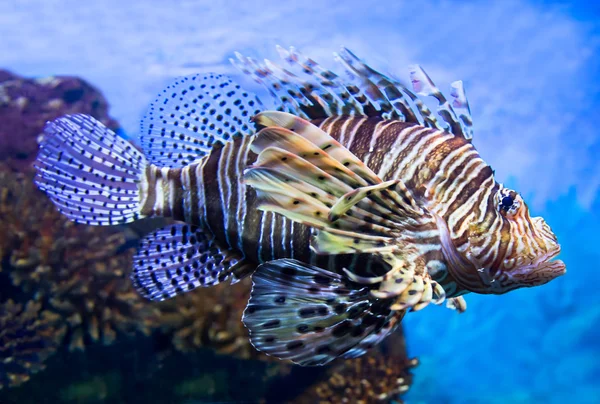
[1,1,599,403]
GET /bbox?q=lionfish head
[464,185,566,294]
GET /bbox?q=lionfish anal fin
[131,224,254,301]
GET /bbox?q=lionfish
[34,47,566,366]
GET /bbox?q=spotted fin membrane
[35,114,148,226]
[231,46,473,141]
[132,224,254,301]
[243,259,404,366]
[140,73,262,167]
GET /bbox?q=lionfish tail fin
[35,114,147,226]
[243,259,404,366]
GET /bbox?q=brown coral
[0,69,120,172]
[0,166,159,351]
[293,329,418,404]
[0,300,60,389]
[0,166,65,290]
[154,277,270,360]
[46,236,159,350]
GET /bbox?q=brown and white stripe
[137,114,555,296]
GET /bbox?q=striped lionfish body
[34,47,565,366]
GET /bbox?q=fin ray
[140,74,263,167]
[254,111,379,184]
[233,46,475,140]
[34,114,147,226]
[132,224,254,301]
[243,259,403,366]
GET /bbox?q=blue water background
[1,1,599,402]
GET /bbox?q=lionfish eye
[501,195,514,209]
[496,189,521,216]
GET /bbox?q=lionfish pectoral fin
[328,180,401,222]
[384,273,438,312]
[244,111,444,312]
[242,259,405,366]
[139,74,263,168]
[246,112,428,236]
[253,111,380,184]
[131,224,254,301]
[342,251,445,312]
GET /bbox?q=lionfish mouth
[474,245,566,293]
[434,214,566,293]
[506,244,566,281]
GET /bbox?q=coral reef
[0,300,60,389]
[45,236,159,350]
[0,70,19,83]
[154,277,270,360]
[293,329,417,404]
[0,166,159,351]
[0,69,119,172]
[0,166,62,289]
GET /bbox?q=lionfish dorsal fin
[140,74,263,167]
[231,46,474,141]
[244,112,446,311]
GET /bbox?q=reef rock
[0,69,119,172]
[0,300,60,389]
[0,166,160,351]
[292,328,417,404]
